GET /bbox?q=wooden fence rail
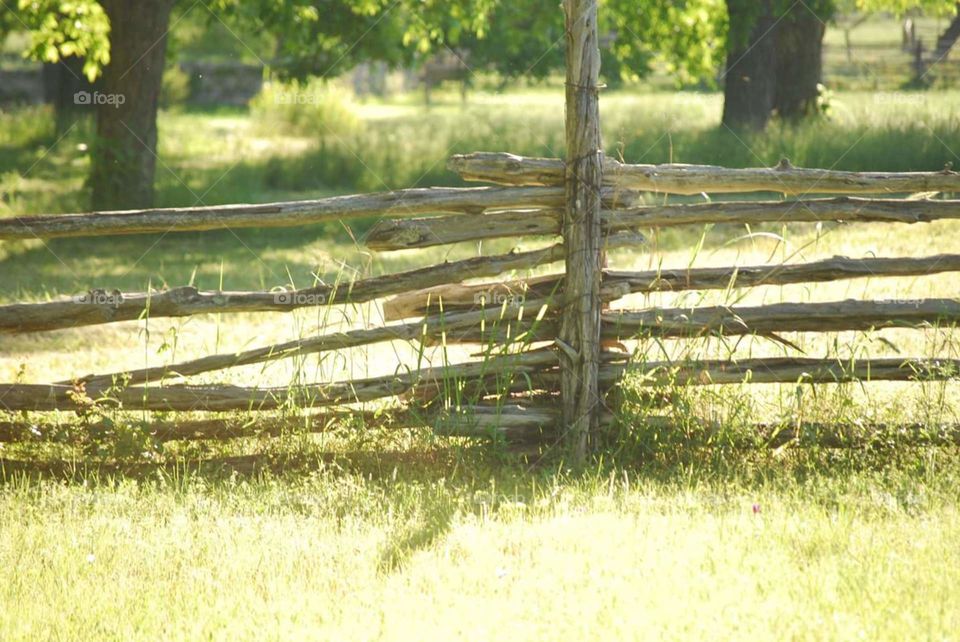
[0,350,568,412]
[0,186,566,240]
[365,197,960,251]
[419,299,960,344]
[597,357,960,387]
[3,356,956,413]
[67,301,555,388]
[449,152,960,195]
[0,243,564,334]
[384,253,960,319]
[603,299,960,338]
[0,404,560,443]
[0,233,648,335]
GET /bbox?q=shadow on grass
[0,443,504,482]
[377,496,458,574]
[3,435,959,509]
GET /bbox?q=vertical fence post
[560,0,603,464]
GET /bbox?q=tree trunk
[91,0,174,211]
[774,8,827,121]
[561,0,604,463]
[721,0,776,131]
[42,57,97,134]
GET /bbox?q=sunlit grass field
[3,466,960,640]
[2,86,960,639]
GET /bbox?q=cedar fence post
[560,0,603,464]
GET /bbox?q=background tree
[721,0,957,130]
[721,0,834,130]
[90,0,174,210]
[721,0,776,130]
[4,0,497,210]
[773,0,835,121]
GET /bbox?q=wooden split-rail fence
[3,1,960,458]
[4,150,960,452]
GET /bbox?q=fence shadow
[377,498,458,574]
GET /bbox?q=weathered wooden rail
[418,299,960,345]
[363,197,960,250]
[449,152,960,195]
[384,254,960,318]
[0,243,564,334]
[0,186,567,240]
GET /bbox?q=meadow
[2,82,960,639]
[3,464,960,640]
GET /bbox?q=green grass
[2,461,960,640]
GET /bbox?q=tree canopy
[5,0,960,87]
[6,0,110,81]
[3,0,500,80]
[4,0,736,86]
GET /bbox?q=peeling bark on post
[561,0,603,463]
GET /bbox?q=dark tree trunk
[42,57,98,133]
[774,9,827,121]
[91,0,174,211]
[721,0,777,131]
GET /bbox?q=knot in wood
[775,157,794,171]
[169,286,200,303]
